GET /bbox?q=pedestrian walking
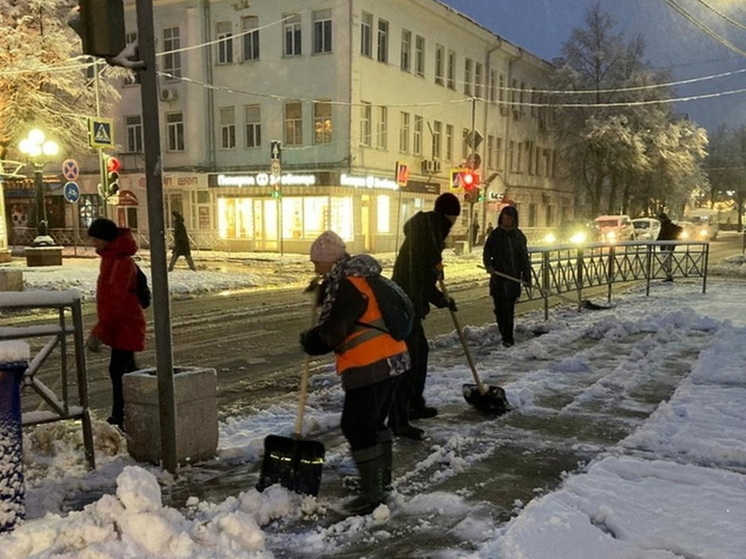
[470,219,480,246]
[300,231,410,515]
[85,218,146,429]
[168,211,196,271]
[482,206,531,347]
[656,213,682,282]
[390,193,460,440]
[484,221,494,244]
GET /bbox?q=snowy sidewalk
[487,322,746,558]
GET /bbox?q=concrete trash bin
[0,341,29,533]
[123,366,218,466]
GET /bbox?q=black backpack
[134,264,151,309]
[362,275,414,341]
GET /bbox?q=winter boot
[380,438,393,492]
[345,445,387,516]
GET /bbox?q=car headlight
[544,233,556,243]
[699,229,708,238]
[570,232,586,244]
[606,231,617,242]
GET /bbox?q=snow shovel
[486,268,612,311]
[439,279,511,415]
[256,297,325,496]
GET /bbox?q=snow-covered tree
[0,0,121,161]
[707,125,746,231]
[550,4,708,217]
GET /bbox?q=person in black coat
[656,213,682,281]
[168,211,196,271]
[482,205,531,347]
[390,193,460,440]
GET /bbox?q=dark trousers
[168,251,196,271]
[492,296,517,345]
[389,319,428,428]
[109,348,138,426]
[341,377,394,451]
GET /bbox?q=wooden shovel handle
[295,279,320,438]
[439,279,486,394]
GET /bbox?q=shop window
[329,196,352,240]
[376,195,390,233]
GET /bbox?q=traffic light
[450,168,480,192]
[271,183,282,199]
[68,0,126,58]
[106,156,121,196]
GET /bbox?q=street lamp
[19,129,59,245]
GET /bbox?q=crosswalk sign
[89,117,115,149]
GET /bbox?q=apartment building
[72,0,570,253]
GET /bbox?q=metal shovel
[256,293,325,496]
[439,279,511,415]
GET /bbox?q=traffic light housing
[68,0,126,58]
[271,183,282,199]
[449,168,480,192]
[106,156,121,196]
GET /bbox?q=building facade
[67,0,571,253]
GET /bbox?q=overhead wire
[661,0,746,56]
[694,0,746,31]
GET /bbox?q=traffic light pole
[468,96,477,251]
[135,0,178,473]
[92,60,108,217]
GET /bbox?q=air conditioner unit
[432,159,442,173]
[160,88,178,101]
[420,159,434,174]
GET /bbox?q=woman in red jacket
[86,218,146,429]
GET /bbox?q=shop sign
[211,172,317,188]
[340,173,398,191]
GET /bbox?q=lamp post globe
[18,129,59,245]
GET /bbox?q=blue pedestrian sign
[63,181,80,203]
[88,117,115,149]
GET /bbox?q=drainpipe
[203,0,215,169]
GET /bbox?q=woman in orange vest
[301,230,410,515]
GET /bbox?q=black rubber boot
[345,445,386,516]
[380,439,393,492]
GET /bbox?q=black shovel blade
[256,434,325,496]
[463,383,511,415]
[581,300,613,310]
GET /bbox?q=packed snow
[1,250,746,557]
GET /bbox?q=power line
[661,0,746,56]
[694,0,746,31]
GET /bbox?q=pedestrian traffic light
[67,0,126,58]
[107,171,120,196]
[461,170,479,191]
[106,156,122,174]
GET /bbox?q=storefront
[208,170,441,254]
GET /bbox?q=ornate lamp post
[19,129,59,246]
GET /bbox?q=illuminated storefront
[209,170,440,254]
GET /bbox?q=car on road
[595,215,636,242]
[543,219,601,245]
[632,217,661,240]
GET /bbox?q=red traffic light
[106,156,122,173]
[461,171,479,190]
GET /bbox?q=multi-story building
[71,0,570,254]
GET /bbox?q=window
[284,14,302,57]
[245,104,261,148]
[464,58,472,95]
[216,21,233,64]
[284,101,303,145]
[360,102,372,146]
[377,19,388,63]
[520,82,526,114]
[413,115,423,155]
[487,135,494,168]
[314,101,332,144]
[447,51,456,90]
[462,128,469,159]
[163,26,181,80]
[475,63,483,98]
[399,112,410,153]
[361,12,372,57]
[496,137,503,170]
[518,141,525,172]
[242,16,260,61]
[376,106,388,149]
[527,141,534,175]
[414,35,425,77]
[400,30,411,71]
[125,115,142,152]
[528,203,537,227]
[445,124,454,160]
[166,112,184,152]
[435,44,444,85]
[489,70,497,103]
[123,32,140,84]
[508,140,515,172]
[313,9,332,54]
[219,107,236,149]
[432,120,442,160]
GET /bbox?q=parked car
[632,217,661,240]
[594,215,636,242]
[543,219,601,245]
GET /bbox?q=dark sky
[439,0,746,132]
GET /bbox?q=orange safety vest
[334,276,408,376]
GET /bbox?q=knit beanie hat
[434,192,461,216]
[87,218,119,242]
[310,230,347,262]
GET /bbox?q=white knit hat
[310,230,347,262]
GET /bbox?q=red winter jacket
[91,228,146,351]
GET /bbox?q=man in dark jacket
[656,213,682,281]
[390,193,460,440]
[482,205,531,347]
[168,211,196,271]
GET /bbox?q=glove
[446,296,458,312]
[485,265,496,275]
[86,335,102,353]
